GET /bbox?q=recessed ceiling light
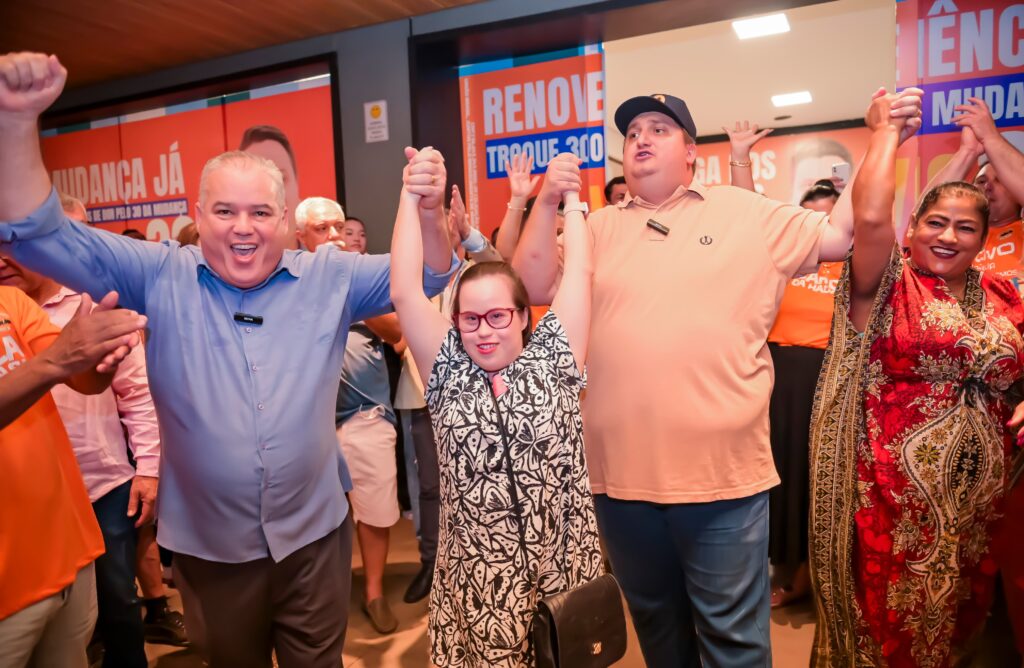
[732,13,790,40]
[772,91,812,107]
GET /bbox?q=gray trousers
[0,563,97,668]
[175,514,353,668]
[403,407,440,564]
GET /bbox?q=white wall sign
[364,100,389,143]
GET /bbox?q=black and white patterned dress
[424,311,604,668]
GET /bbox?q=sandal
[770,585,807,609]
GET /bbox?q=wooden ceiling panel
[1,0,480,89]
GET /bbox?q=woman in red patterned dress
[809,93,1024,667]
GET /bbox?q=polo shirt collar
[619,179,708,209]
[195,247,303,287]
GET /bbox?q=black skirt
[767,342,826,568]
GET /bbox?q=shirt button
[251,364,258,372]
[257,402,265,411]
[246,327,253,333]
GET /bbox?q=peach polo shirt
[583,181,829,503]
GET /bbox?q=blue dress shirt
[3,190,456,563]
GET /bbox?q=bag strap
[485,373,530,559]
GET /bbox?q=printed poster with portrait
[41,75,336,243]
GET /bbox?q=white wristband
[461,228,488,253]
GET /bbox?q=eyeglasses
[453,307,519,333]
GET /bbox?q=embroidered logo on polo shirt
[699,235,713,246]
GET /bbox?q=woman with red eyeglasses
[390,150,603,668]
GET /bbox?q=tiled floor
[147,518,816,667]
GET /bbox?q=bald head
[199,151,285,213]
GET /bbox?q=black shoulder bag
[487,379,627,668]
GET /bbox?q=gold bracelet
[507,203,527,211]
[729,159,752,168]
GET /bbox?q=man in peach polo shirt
[514,91,922,667]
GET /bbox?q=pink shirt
[43,288,160,501]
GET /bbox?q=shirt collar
[194,247,303,286]
[618,180,708,209]
[42,285,78,308]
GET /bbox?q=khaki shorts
[336,407,399,528]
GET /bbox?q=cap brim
[614,97,684,136]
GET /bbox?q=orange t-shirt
[0,287,103,620]
[767,262,843,349]
[583,182,828,503]
[974,219,1024,295]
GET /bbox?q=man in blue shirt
[0,52,457,667]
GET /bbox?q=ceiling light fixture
[772,91,812,107]
[732,13,790,40]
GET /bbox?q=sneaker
[144,607,189,647]
[363,597,398,634]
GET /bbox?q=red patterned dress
[810,251,1024,667]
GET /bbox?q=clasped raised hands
[865,86,925,145]
[953,97,999,150]
[402,146,446,210]
[537,153,582,206]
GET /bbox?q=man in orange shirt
[513,90,922,667]
[0,286,145,667]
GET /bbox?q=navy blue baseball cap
[614,94,697,138]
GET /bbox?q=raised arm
[818,87,923,263]
[723,121,772,192]
[391,181,452,390]
[404,147,453,274]
[848,96,908,331]
[955,97,1024,206]
[549,191,593,372]
[0,53,166,311]
[0,52,62,221]
[494,153,540,260]
[449,184,501,262]
[512,153,581,305]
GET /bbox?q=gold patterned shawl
[808,248,903,667]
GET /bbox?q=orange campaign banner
[696,126,871,203]
[895,0,1024,221]
[459,46,606,236]
[41,76,336,241]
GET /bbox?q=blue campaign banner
[920,70,1024,135]
[483,125,606,179]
